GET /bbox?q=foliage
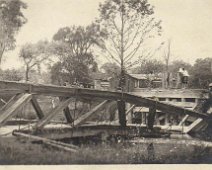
[131,59,165,74]
[0,137,211,164]
[50,24,103,85]
[169,60,193,75]
[190,57,212,88]
[0,0,27,65]
[100,62,120,78]
[97,0,163,88]
[19,40,52,81]
[0,68,23,81]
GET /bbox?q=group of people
[178,67,189,88]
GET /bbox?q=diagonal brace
[35,98,73,129]
[30,96,45,119]
[73,100,109,127]
[0,94,32,126]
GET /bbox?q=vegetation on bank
[0,136,212,164]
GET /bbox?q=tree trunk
[119,1,125,91]
[25,66,29,81]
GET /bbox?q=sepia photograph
[0,0,212,165]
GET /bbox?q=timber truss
[0,80,211,140]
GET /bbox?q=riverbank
[0,136,212,164]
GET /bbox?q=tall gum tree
[97,0,162,89]
[51,24,105,85]
[0,0,27,67]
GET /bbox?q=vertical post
[147,104,157,131]
[117,100,126,127]
[31,96,44,119]
[59,97,74,123]
[63,107,74,123]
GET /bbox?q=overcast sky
[2,0,212,69]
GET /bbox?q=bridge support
[59,97,74,123]
[30,96,44,119]
[0,94,32,126]
[73,100,109,127]
[117,100,126,127]
[35,98,73,129]
[147,105,157,130]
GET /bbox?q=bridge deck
[0,80,208,120]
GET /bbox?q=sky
[2,0,212,69]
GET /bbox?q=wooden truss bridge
[0,80,211,143]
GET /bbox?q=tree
[0,0,27,66]
[51,24,103,85]
[101,62,120,78]
[169,60,193,77]
[0,68,23,81]
[19,40,51,81]
[131,59,164,74]
[190,58,212,88]
[98,0,162,89]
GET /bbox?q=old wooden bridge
[0,80,211,142]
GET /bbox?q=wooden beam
[13,131,78,153]
[178,114,189,126]
[35,98,73,129]
[117,100,126,127]
[30,96,44,119]
[0,80,208,120]
[184,118,203,133]
[0,89,25,96]
[73,100,109,127]
[59,97,74,123]
[147,104,157,130]
[0,94,32,126]
[63,107,74,123]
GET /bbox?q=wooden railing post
[117,100,126,127]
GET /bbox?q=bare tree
[163,39,171,88]
[98,0,162,90]
[19,41,51,81]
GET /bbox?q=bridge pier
[117,100,126,127]
[147,105,157,130]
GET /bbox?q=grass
[0,136,212,164]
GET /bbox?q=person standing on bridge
[182,68,189,88]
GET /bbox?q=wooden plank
[30,96,44,119]
[35,98,73,129]
[13,131,78,153]
[117,100,126,127]
[73,100,109,127]
[0,94,32,126]
[0,80,208,120]
[0,94,21,113]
